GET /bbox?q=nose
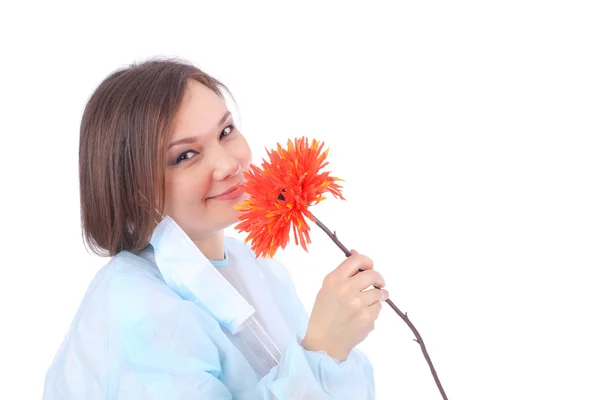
[211,146,241,181]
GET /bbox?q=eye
[220,124,235,139]
[174,150,197,165]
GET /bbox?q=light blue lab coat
[43,217,375,399]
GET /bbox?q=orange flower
[235,137,345,258]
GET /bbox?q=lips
[208,180,245,201]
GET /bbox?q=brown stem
[312,214,448,400]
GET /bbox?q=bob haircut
[79,58,231,256]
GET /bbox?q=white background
[1,1,599,399]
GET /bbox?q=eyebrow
[168,111,232,150]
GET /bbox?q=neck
[192,230,225,261]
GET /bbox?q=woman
[43,58,388,399]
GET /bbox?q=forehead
[170,79,228,140]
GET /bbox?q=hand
[301,250,388,361]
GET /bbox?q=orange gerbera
[235,137,344,258]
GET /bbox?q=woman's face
[163,79,251,241]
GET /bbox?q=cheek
[163,175,181,213]
[164,170,211,210]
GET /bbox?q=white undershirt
[208,246,295,377]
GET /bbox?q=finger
[367,300,383,320]
[360,288,389,306]
[351,269,386,291]
[336,253,374,278]
[346,250,360,277]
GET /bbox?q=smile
[208,181,245,201]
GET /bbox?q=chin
[227,210,243,227]
[217,207,242,228]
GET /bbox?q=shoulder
[107,249,187,323]
[70,249,187,331]
[44,250,223,397]
[51,249,187,353]
[108,248,164,286]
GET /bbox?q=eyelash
[221,124,234,138]
[173,124,236,165]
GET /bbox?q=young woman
[43,58,388,399]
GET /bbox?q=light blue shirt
[43,217,375,399]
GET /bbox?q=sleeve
[254,256,376,399]
[257,341,375,399]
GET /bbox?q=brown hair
[79,57,231,257]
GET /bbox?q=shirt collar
[149,216,255,334]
